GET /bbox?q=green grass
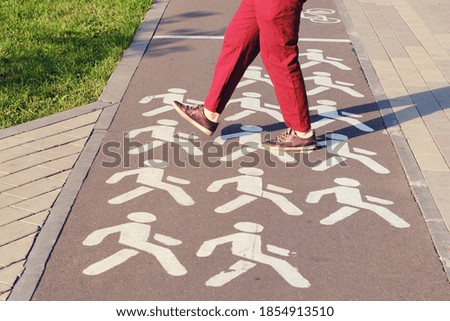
[0,0,153,128]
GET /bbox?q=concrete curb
[7,0,170,300]
[335,0,450,281]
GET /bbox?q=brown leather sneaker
[262,128,317,150]
[172,101,219,136]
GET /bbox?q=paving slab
[29,0,450,300]
[0,236,35,268]
[0,221,38,247]
[0,262,25,286]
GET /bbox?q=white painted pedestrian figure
[225,92,283,122]
[305,72,364,98]
[207,167,302,216]
[310,100,373,132]
[197,222,310,288]
[313,133,389,174]
[82,212,187,276]
[214,125,296,164]
[237,66,273,88]
[139,88,203,117]
[306,178,410,228]
[126,119,202,156]
[300,49,351,70]
[106,160,195,206]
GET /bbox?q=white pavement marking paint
[305,72,364,98]
[214,125,297,164]
[153,35,351,43]
[301,8,341,24]
[207,168,302,216]
[108,186,154,205]
[126,119,202,156]
[306,178,410,228]
[139,88,203,117]
[225,92,283,122]
[237,66,273,88]
[300,49,351,70]
[106,161,195,206]
[311,100,373,132]
[83,212,187,276]
[196,222,310,288]
[314,133,390,174]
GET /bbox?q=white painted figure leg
[320,206,360,225]
[156,182,195,206]
[83,249,139,276]
[225,110,255,121]
[261,191,303,216]
[205,260,257,287]
[136,243,188,276]
[215,195,258,214]
[256,254,311,288]
[108,186,154,205]
[359,203,410,228]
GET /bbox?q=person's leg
[172,0,260,135]
[204,0,260,118]
[256,0,311,134]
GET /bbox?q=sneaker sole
[172,102,214,136]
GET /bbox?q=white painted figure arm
[365,195,394,205]
[154,233,183,246]
[340,111,362,118]
[266,184,293,194]
[106,169,143,184]
[335,80,356,86]
[139,95,154,104]
[207,177,238,193]
[126,126,154,139]
[352,147,377,156]
[266,244,291,257]
[174,132,199,140]
[306,188,336,204]
[166,176,191,185]
[196,235,234,257]
[263,103,280,110]
[82,226,122,246]
[186,98,204,105]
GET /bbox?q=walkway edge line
[335,0,450,281]
[7,0,170,301]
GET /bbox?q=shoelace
[187,104,203,110]
[276,127,294,143]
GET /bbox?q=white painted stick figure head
[240,125,263,133]
[157,119,178,126]
[168,88,187,94]
[242,92,262,98]
[238,167,264,176]
[325,133,348,142]
[334,178,360,187]
[317,99,337,106]
[234,222,264,233]
[127,212,157,223]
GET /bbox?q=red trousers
[204,0,311,132]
